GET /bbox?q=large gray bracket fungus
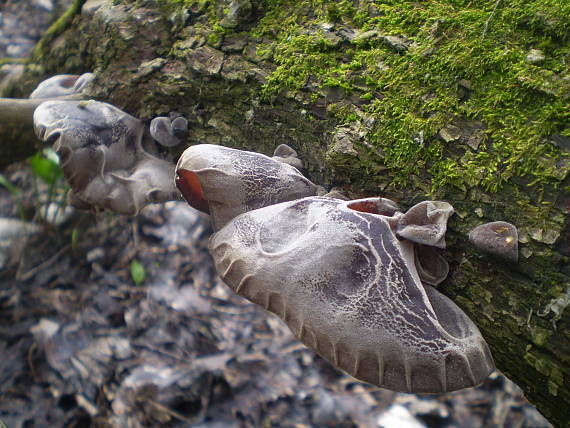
[33,100,180,216]
[209,196,494,393]
[175,144,319,231]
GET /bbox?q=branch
[481,0,503,40]
[0,94,84,126]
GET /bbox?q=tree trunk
[2,1,568,426]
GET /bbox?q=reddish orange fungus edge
[175,169,210,214]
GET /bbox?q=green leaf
[28,149,62,185]
[71,227,80,251]
[43,148,60,165]
[0,173,20,196]
[130,260,146,285]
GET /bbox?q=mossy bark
[2,1,568,426]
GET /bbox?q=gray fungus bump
[209,196,494,393]
[469,221,519,263]
[150,116,188,147]
[29,73,95,99]
[33,100,180,215]
[272,143,305,171]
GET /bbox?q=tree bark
[2,1,568,426]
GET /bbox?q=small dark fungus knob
[468,221,519,263]
[33,100,180,216]
[150,116,188,147]
[396,201,454,248]
[209,196,494,393]
[175,144,319,230]
[29,73,95,99]
[171,116,189,138]
[414,244,450,286]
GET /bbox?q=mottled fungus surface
[208,196,494,393]
[33,100,180,216]
[175,144,318,230]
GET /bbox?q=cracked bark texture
[0,1,568,426]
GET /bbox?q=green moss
[160,0,209,9]
[524,350,551,377]
[530,326,553,347]
[31,0,87,61]
[252,0,570,194]
[0,58,27,66]
[524,351,566,397]
[548,366,564,397]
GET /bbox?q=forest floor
[0,161,553,428]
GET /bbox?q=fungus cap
[209,196,494,393]
[29,73,95,99]
[33,100,179,215]
[175,144,318,230]
[272,143,304,170]
[150,116,188,147]
[468,221,519,263]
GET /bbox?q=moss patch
[31,0,87,61]
[248,0,569,194]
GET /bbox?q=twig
[481,0,503,41]
[0,93,84,126]
[16,244,70,281]
[27,342,38,378]
[147,399,198,424]
[132,218,140,250]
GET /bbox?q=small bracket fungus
[396,201,454,249]
[468,221,519,263]
[0,73,94,127]
[175,144,319,230]
[208,196,494,393]
[29,73,95,99]
[150,115,188,147]
[33,100,180,216]
[272,143,305,171]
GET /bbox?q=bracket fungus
[272,143,305,171]
[150,115,188,147]
[468,221,519,263]
[0,73,94,127]
[208,196,494,393]
[27,87,494,393]
[33,100,180,216]
[29,73,95,99]
[175,144,319,230]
